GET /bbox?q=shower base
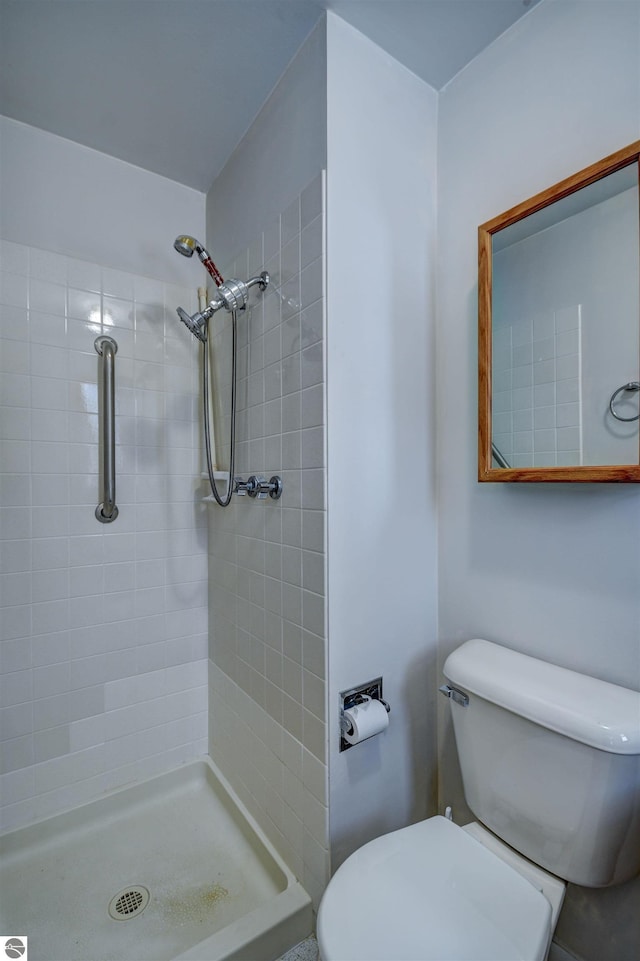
[0,758,312,961]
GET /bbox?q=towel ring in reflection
[609,382,640,422]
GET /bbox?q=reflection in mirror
[479,141,640,482]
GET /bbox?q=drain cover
[108,885,150,920]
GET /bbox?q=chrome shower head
[173,235,199,258]
[177,306,209,342]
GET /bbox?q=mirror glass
[479,143,640,482]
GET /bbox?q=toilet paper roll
[343,698,389,745]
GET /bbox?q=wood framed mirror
[479,141,640,482]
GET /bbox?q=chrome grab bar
[94,336,119,523]
[491,442,510,469]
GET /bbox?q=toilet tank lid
[443,639,640,755]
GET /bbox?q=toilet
[317,638,640,961]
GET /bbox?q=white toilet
[317,638,640,961]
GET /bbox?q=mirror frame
[479,140,640,483]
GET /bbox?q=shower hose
[202,310,237,507]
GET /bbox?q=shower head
[173,234,224,286]
[174,235,199,258]
[177,306,209,342]
[175,272,270,342]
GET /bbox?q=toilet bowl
[318,639,640,961]
[317,816,564,961]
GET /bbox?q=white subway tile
[0,506,31,544]
[0,477,31,509]
[301,216,322,271]
[32,568,68,603]
[0,700,33,741]
[29,249,67,286]
[0,272,28,308]
[556,403,580,428]
[31,342,68,379]
[32,599,69,635]
[134,276,164,307]
[33,724,69,764]
[29,276,67,318]
[0,538,31,575]
[67,684,105,722]
[0,734,34,774]
[301,259,322,310]
[557,451,581,467]
[281,197,300,247]
[67,258,101,293]
[556,353,579,381]
[555,329,579,356]
[29,309,66,347]
[0,572,31,607]
[69,594,104,628]
[1,242,30,275]
[1,373,31,408]
[32,632,70,667]
[69,713,105,751]
[67,348,96,383]
[0,765,35,806]
[0,305,29,343]
[102,268,134,301]
[68,287,101,323]
[0,419,30,470]
[0,338,30,373]
[0,406,30,441]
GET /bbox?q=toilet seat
[317,816,552,961]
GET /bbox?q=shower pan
[0,758,311,961]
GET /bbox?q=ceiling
[0,0,538,192]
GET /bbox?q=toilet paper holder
[339,676,390,752]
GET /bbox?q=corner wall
[205,24,329,909]
[436,3,640,959]
[326,13,439,868]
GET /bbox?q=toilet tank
[443,639,640,887]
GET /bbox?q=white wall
[206,20,326,268]
[437,3,640,959]
[1,117,203,284]
[326,14,439,868]
[0,120,208,832]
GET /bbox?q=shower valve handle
[248,476,283,500]
[234,475,283,500]
[234,477,250,496]
[247,476,269,499]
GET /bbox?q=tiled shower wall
[0,242,208,832]
[208,173,328,905]
[492,305,583,468]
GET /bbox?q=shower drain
[108,885,150,920]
